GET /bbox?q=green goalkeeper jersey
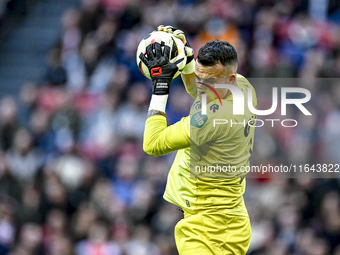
[143,74,257,216]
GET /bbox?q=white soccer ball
[136,31,187,80]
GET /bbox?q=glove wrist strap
[152,78,172,95]
[148,94,169,113]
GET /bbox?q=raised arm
[138,32,191,156]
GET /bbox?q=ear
[228,73,236,84]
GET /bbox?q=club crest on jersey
[191,112,208,128]
[192,101,201,111]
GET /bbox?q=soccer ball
[136,31,187,80]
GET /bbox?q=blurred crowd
[0,0,340,254]
[0,0,28,24]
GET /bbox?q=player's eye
[202,79,216,84]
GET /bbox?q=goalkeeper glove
[139,40,184,95]
[139,39,184,113]
[158,25,195,74]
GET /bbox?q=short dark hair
[197,40,238,69]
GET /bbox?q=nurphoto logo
[200,85,312,128]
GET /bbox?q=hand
[139,40,185,95]
[158,25,195,74]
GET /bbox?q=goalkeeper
[140,25,257,255]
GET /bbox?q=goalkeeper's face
[195,60,236,103]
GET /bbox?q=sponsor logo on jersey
[210,104,219,113]
[191,112,208,128]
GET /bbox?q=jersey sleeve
[181,73,198,99]
[143,115,190,156]
[186,86,197,99]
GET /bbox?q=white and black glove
[158,25,195,74]
[139,39,185,113]
[139,41,185,95]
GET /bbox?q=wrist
[148,94,169,113]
